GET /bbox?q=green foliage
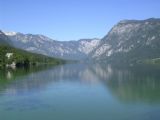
[0,44,65,67]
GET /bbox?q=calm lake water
[0,63,160,120]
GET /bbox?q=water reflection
[0,63,160,104]
[89,64,160,103]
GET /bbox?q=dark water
[0,64,160,120]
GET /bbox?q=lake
[0,63,160,120]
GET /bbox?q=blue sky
[0,0,160,41]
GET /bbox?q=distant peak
[79,38,100,42]
[119,20,130,24]
[2,31,17,36]
[145,18,160,22]
[146,18,159,20]
[118,19,140,24]
[119,18,160,24]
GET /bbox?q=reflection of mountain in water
[90,64,160,104]
[0,64,160,103]
[0,64,100,95]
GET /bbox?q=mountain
[2,18,160,63]
[0,31,65,67]
[3,31,100,60]
[0,30,12,46]
[91,18,160,64]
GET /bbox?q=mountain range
[1,18,160,64]
[0,31,65,67]
[3,31,100,60]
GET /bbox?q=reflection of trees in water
[0,64,96,95]
[0,65,55,95]
[0,64,110,95]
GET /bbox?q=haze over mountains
[1,18,160,63]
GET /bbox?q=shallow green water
[0,64,160,120]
